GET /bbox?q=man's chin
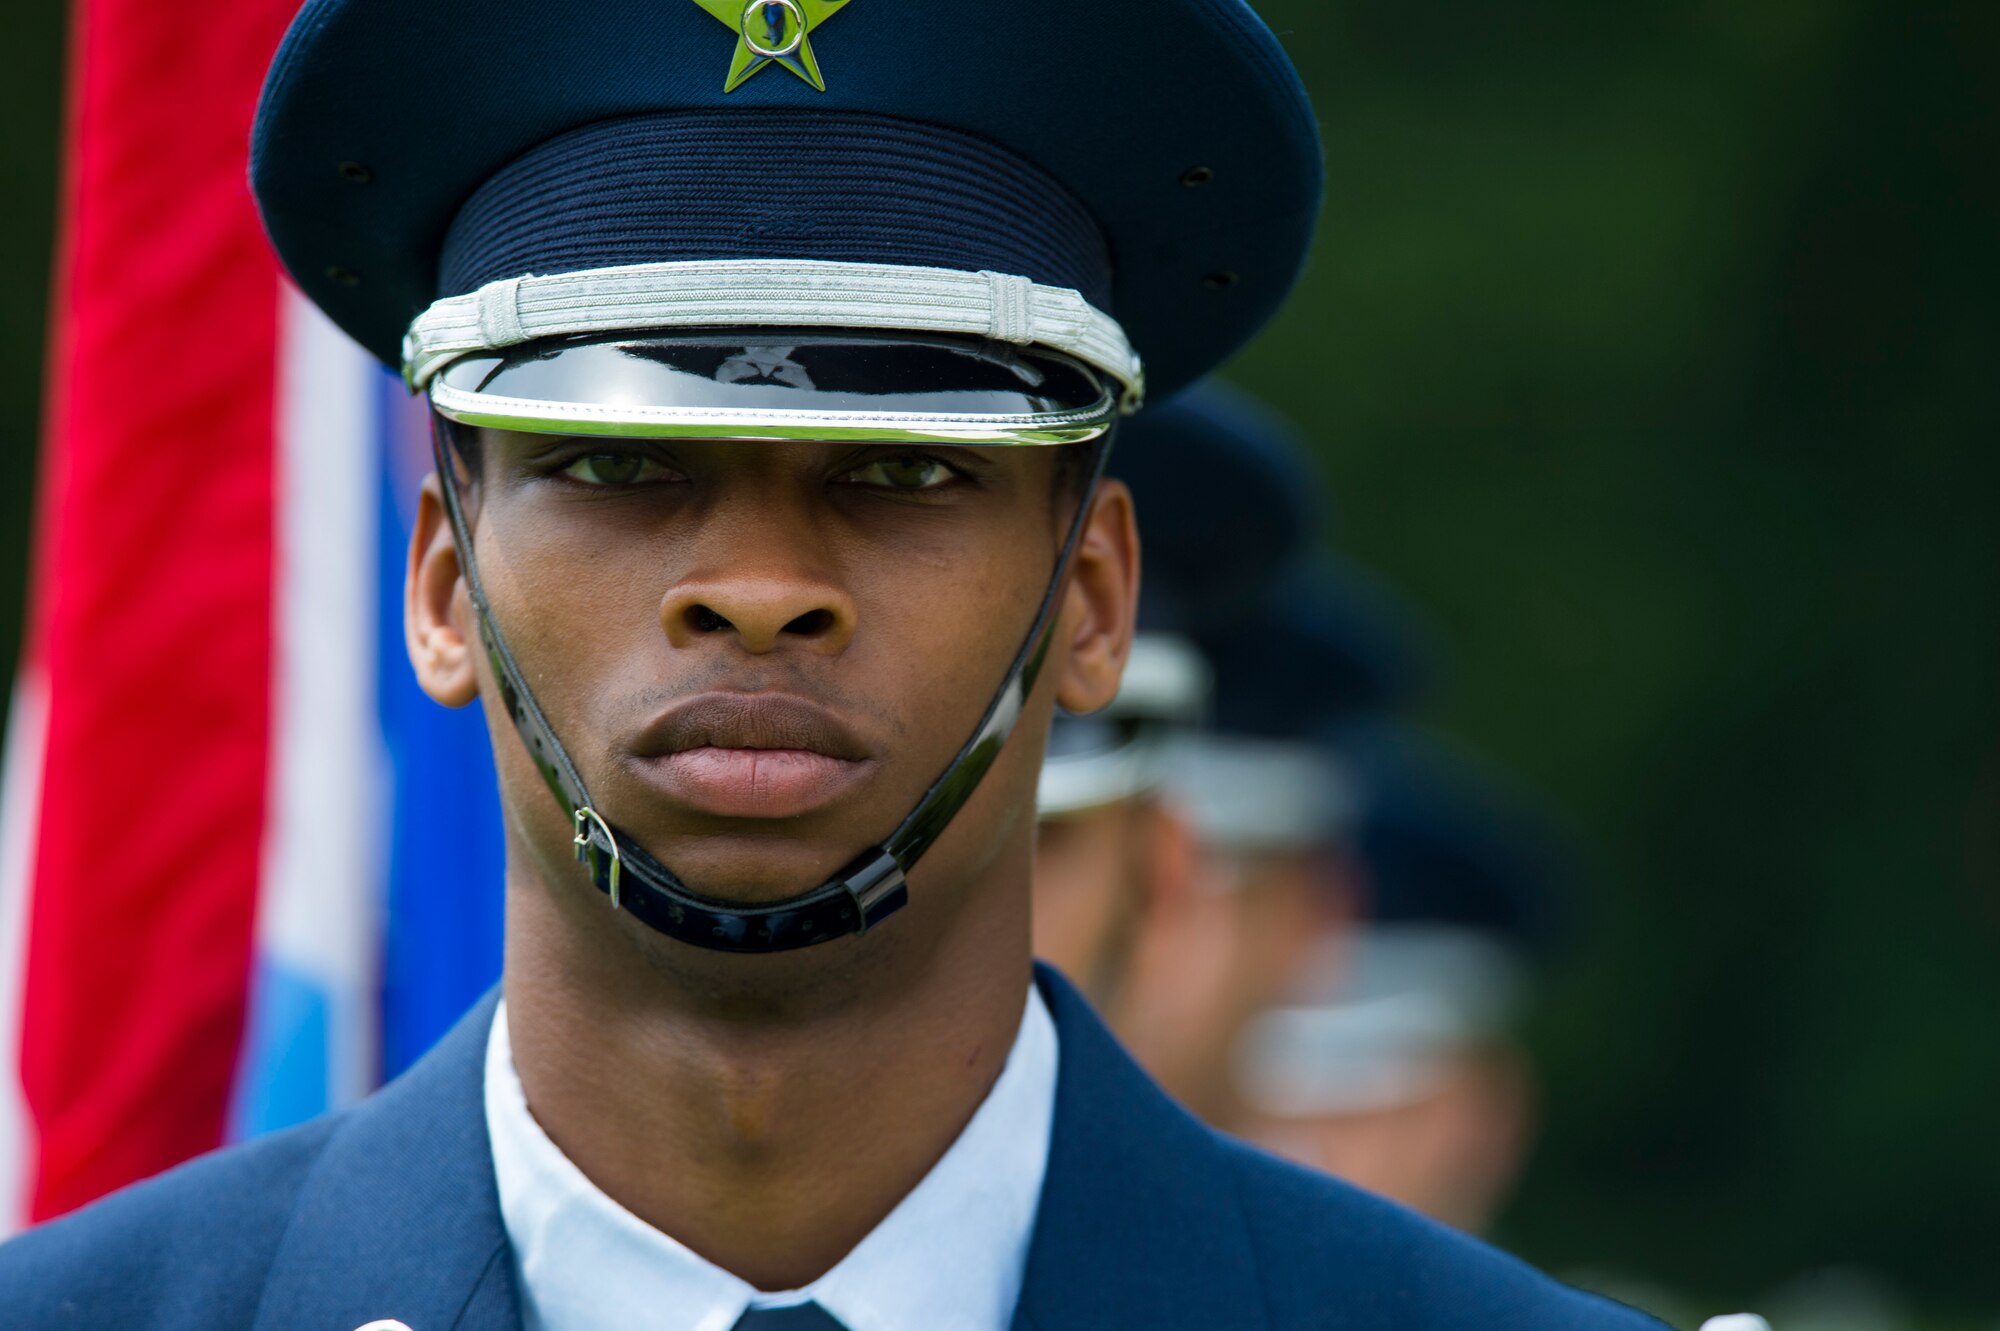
[620,834,874,908]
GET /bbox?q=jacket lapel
[1013,966,1269,1331]
[252,990,522,1331]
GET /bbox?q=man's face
[408,430,1137,922]
[1137,845,1351,1125]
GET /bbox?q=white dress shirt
[486,988,1058,1331]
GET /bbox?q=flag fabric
[0,0,505,1234]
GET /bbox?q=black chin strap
[431,416,1112,953]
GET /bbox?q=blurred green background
[2,2,1995,1325]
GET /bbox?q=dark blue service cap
[1198,557,1439,740]
[250,0,1323,402]
[1330,717,1575,955]
[1115,381,1325,625]
[1158,553,1431,853]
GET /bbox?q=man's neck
[501,846,1035,1292]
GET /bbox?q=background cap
[1330,716,1577,954]
[1199,557,1440,739]
[1115,380,1324,623]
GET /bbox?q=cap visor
[428,329,1118,445]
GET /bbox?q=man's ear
[406,474,480,708]
[1055,476,1140,714]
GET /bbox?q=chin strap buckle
[573,807,624,910]
[835,849,909,936]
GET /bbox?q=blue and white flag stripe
[232,290,505,1138]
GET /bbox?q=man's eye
[558,453,674,487]
[843,455,957,490]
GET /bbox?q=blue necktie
[730,1304,849,1331]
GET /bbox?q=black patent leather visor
[427,328,1119,446]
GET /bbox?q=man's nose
[660,571,857,656]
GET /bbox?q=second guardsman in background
[1032,386,1321,1021]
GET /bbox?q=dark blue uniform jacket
[0,967,1663,1329]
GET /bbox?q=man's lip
[637,747,874,820]
[632,692,873,763]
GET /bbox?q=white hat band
[403,258,1146,408]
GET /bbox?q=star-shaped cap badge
[692,0,853,93]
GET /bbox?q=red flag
[0,0,299,1225]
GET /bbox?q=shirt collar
[487,984,1059,1331]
